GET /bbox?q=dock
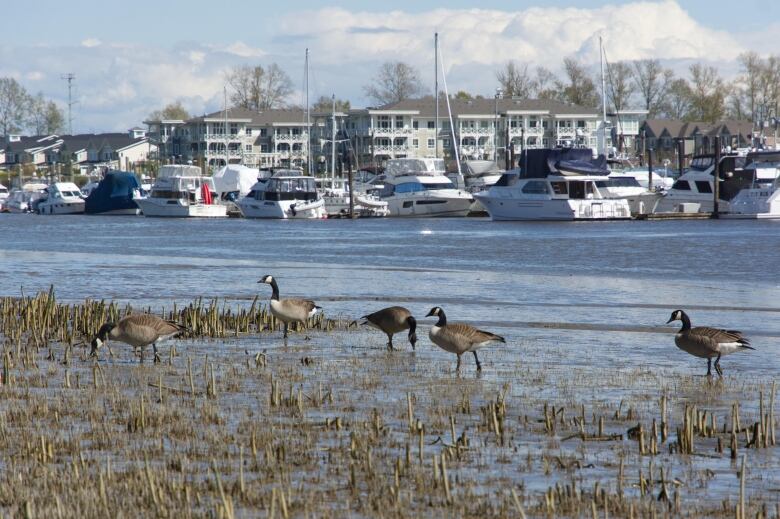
[634,212,713,220]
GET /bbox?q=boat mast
[331,94,336,185]
[439,43,462,177]
[224,85,228,170]
[306,48,311,176]
[435,32,439,160]
[599,36,607,155]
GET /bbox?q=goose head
[425,306,443,318]
[90,322,116,356]
[666,309,685,324]
[258,275,275,285]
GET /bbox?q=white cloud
[81,38,102,48]
[2,2,766,132]
[221,41,266,59]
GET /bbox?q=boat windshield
[263,177,318,201]
[689,156,715,171]
[596,177,641,188]
[494,172,519,187]
[394,181,454,193]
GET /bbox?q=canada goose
[425,306,505,371]
[666,309,753,376]
[358,306,417,350]
[258,275,321,338]
[91,314,187,363]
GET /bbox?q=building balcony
[555,128,577,138]
[203,133,244,142]
[204,149,244,158]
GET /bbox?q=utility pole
[61,73,76,135]
[434,33,439,159]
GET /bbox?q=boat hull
[136,199,227,218]
[383,192,473,217]
[37,201,85,215]
[238,198,326,219]
[475,194,631,221]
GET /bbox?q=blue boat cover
[85,171,141,214]
[519,148,608,178]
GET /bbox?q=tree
[27,93,65,135]
[226,64,293,111]
[534,67,561,101]
[43,101,65,134]
[560,57,599,107]
[311,96,351,113]
[496,61,535,98]
[147,101,190,121]
[0,77,30,136]
[663,78,693,120]
[363,61,424,105]
[453,91,473,100]
[687,63,728,123]
[736,52,764,121]
[631,59,674,118]
[605,61,635,113]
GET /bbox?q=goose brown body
[359,306,417,350]
[667,309,752,376]
[259,275,321,338]
[426,306,505,371]
[91,314,187,363]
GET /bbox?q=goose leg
[387,334,394,351]
[706,358,712,377]
[456,354,462,372]
[153,343,160,364]
[283,322,289,339]
[140,347,145,364]
[714,353,723,377]
[472,351,482,371]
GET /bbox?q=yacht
[373,158,473,217]
[460,160,504,215]
[85,171,144,215]
[653,154,747,213]
[238,169,326,219]
[474,148,631,221]
[722,151,780,219]
[135,165,226,218]
[595,168,674,215]
[36,182,86,214]
[5,183,48,213]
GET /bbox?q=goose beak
[665,316,674,324]
[425,309,436,317]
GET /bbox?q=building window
[427,138,435,148]
[443,138,450,148]
[427,121,435,129]
[395,115,403,128]
[246,128,253,136]
[230,123,239,135]
[413,121,419,129]
[412,139,419,148]
[292,128,301,135]
[260,128,267,137]
[260,144,269,153]
[577,120,586,128]
[245,145,252,152]
[378,116,391,129]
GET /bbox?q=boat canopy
[462,160,503,178]
[212,164,260,198]
[518,149,608,178]
[385,158,446,176]
[85,171,140,214]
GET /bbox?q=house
[638,119,754,157]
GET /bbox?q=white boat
[319,177,388,218]
[595,169,672,215]
[135,165,226,218]
[461,160,504,214]
[5,183,48,213]
[722,152,780,219]
[374,158,473,217]
[0,183,8,211]
[238,169,326,219]
[36,182,86,215]
[474,148,631,221]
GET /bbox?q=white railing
[372,128,414,137]
[459,127,493,136]
[274,134,308,142]
[556,128,577,138]
[205,150,244,158]
[203,133,244,141]
[508,127,546,137]
[373,145,409,153]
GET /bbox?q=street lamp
[494,88,503,162]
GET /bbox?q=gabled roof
[351,96,598,118]
[187,107,311,127]
[641,119,753,140]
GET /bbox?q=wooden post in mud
[713,136,721,218]
[677,139,685,181]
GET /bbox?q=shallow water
[1,213,780,514]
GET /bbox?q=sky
[1,0,777,133]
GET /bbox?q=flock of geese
[88,275,754,376]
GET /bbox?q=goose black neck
[679,312,691,331]
[436,311,447,327]
[269,279,280,301]
[406,316,417,334]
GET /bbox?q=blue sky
[1,1,776,132]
